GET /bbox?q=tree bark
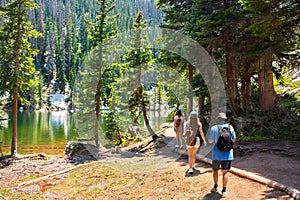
[94,43,103,148]
[188,63,193,114]
[258,49,276,112]
[240,59,253,114]
[142,103,159,140]
[11,49,19,156]
[198,95,209,131]
[138,73,158,140]
[225,46,241,116]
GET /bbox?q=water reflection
[0,111,78,155]
[0,111,8,128]
[148,110,169,131]
[0,110,169,155]
[49,110,70,140]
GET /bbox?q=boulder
[65,141,99,164]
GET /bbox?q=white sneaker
[180,144,183,149]
[222,191,227,198]
[188,168,193,174]
[175,145,179,148]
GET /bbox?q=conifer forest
[0,0,299,155]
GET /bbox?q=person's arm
[208,138,214,144]
[198,122,206,146]
[230,125,236,142]
[208,125,216,144]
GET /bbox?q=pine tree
[0,0,41,156]
[239,0,300,112]
[123,11,159,140]
[81,0,118,147]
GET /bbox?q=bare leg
[178,132,183,146]
[213,170,218,185]
[175,131,179,146]
[192,148,198,167]
[222,170,229,187]
[188,148,198,168]
[187,148,192,167]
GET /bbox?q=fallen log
[0,194,7,200]
[18,163,85,188]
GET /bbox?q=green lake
[0,110,169,155]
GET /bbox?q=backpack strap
[227,125,231,132]
[218,124,230,131]
[216,125,222,141]
[217,124,230,138]
[217,125,222,134]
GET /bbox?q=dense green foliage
[0,0,42,155]
[157,0,299,139]
[0,0,299,145]
[158,0,299,111]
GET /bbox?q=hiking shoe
[188,168,194,174]
[175,145,179,148]
[222,191,227,198]
[210,187,218,193]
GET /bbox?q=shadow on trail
[202,192,222,200]
[262,188,294,200]
[96,133,190,173]
[185,168,211,177]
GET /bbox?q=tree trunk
[94,43,103,148]
[134,15,158,140]
[188,64,193,114]
[49,23,56,81]
[11,49,19,156]
[138,71,158,140]
[198,95,209,131]
[198,95,204,116]
[142,103,159,140]
[94,80,101,147]
[240,59,252,114]
[258,49,276,112]
[225,48,241,116]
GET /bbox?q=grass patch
[237,134,272,142]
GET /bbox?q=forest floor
[0,124,299,200]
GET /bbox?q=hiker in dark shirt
[174,109,184,149]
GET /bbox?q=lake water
[0,110,169,155]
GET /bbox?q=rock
[64,141,99,164]
[126,126,142,136]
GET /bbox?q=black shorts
[212,160,232,171]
